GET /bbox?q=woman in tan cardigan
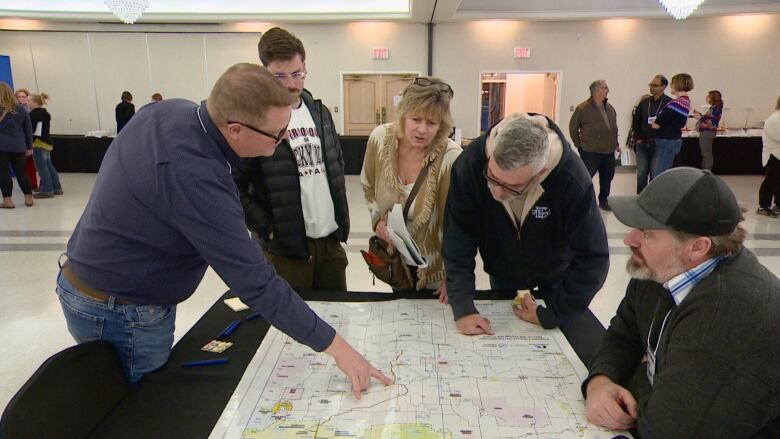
[361,77,461,301]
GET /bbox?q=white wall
[0,23,428,134]
[434,15,780,141]
[2,14,779,141]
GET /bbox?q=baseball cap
[609,167,741,236]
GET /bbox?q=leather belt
[61,263,132,305]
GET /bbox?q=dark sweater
[233,89,349,259]
[67,99,335,352]
[653,95,690,140]
[443,117,609,328]
[115,101,135,133]
[29,107,51,144]
[632,94,672,141]
[0,105,32,153]
[585,248,780,438]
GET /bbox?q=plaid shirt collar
[663,256,726,305]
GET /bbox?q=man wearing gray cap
[583,167,780,436]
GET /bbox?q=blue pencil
[218,319,241,338]
[181,358,229,368]
[246,312,262,321]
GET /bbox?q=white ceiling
[1,0,779,23]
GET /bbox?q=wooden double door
[343,73,416,136]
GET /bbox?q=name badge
[648,116,657,124]
[646,346,656,387]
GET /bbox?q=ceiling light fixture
[658,0,706,20]
[104,0,149,24]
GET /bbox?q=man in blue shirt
[58,63,391,397]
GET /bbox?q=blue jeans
[652,138,682,178]
[634,141,655,193]
[578,150,615,205]
[32,148,62,194]
[56,270,177,384]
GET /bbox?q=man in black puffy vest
[233,27,350,291]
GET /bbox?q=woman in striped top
[694,90,724,171]
[650,73,694,178]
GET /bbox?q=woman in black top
[115,90,135,133]
[30,93,62,198]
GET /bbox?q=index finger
[372,368,394,385]
[350,375,362,400]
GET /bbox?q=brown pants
[265,236,348,292]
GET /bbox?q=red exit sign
[513,47,531,58]
[372,47,390,59]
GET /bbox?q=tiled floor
[1,171,778,411]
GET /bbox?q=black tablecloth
[50,135,113,173]
[88,290,605,438]
[47,135,368,175]
[676,136,763,175]
[340,135,368,175]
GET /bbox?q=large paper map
[211,300,628,438]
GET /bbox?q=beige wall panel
[204,33,260,91]
[146,34,207,103]
[90,33,151,133]
[0,32,36,92]
[28,32,98,134]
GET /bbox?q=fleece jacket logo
[531,206,550,219]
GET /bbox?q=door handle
[380,107,386,124]
[375,109,381,125]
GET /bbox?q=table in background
[87,290,605,438]
[676,135,763,175]
[50,135,114,173]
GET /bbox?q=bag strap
[403,161,431,219]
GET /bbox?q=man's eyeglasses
[648,83,664,87]
[228,120,288,143]
[273,71,307,82]
[483,164,537,197]
[410,77,454,97]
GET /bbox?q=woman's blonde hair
[30,93,50,106]
[395,76,454,150]
[0,82,18,114]
[207,63,293,127]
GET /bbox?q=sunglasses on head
[409,77,454,97]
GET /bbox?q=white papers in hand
[33,122,42,137]
[386,203,428,268]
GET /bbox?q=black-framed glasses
[273,71,307,82]
[227,120,288,143]
[483,163,537,197]
[410,77,454,97]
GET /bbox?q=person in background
[29,93,63,199]
[151,93,163,102]
[14,87,38,191]
[361,77,461,300]
[0,82,33,208]
[650,73,693,177]
[444,114,609,332]
[234,27,350,292]
[757,95,780,217]
[569,79,619,211]
[631,75,672,193]
[58,63,391,394]
[115,91,135,133]
[584,167,780,436]
[693,90,723,171]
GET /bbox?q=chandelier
[104,0,149,24]
[658,0,706,20]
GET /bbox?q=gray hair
[589,80,607,96]
[671,222,746,258]
[493,117,549,173]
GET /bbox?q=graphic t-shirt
[288,103,338,239]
